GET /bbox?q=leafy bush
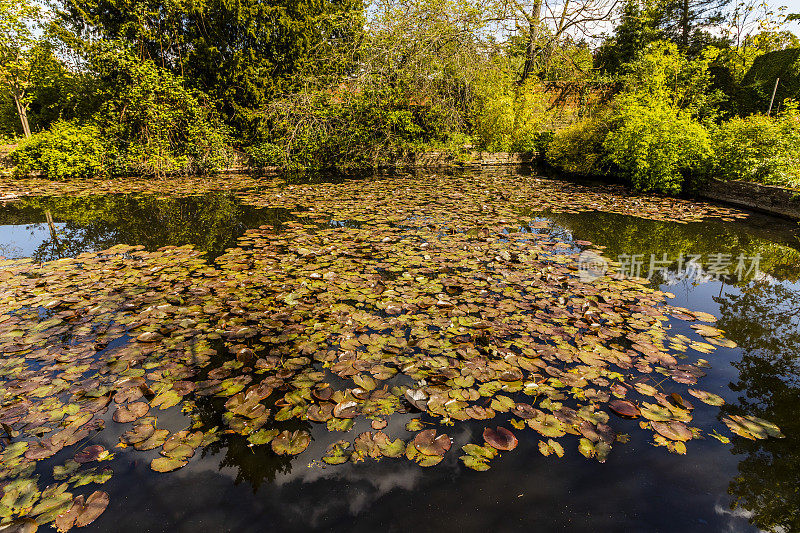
[10,121,106,179]
[473,78,548,152]
[545,115,611,175]
[621,41,722,120]
[93,46,232,177]
[261,85,457,169]
[711,110,800,187]
[246,142,286,168]
[604,97,712,193]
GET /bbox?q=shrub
[711,110,800,188]
[603,97,712,193]
[261,85,456,169]
[11,121,106,179]
[473,78,548,153]
[246,142,287,168]
[93,46,232,177]
[545,114,611,175]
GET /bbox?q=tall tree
[501,0,619,81]
[659,0,730,49]
[595,0,665,74]
[58,0,364,132]
[0,0,46,137]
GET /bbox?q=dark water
[1,175,800,533]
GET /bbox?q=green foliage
[717,31,799,84]
[710,110,800,187]
[620,40,722,118]
[92,46,231,176]
[246,142,286,168]
[604,96,712,193]
[0,0,45,137]
[58,0,365,136]
[545,114,611,175]
[596,0,666,74]
[737,48,800,115]
[473,77,549,153]
[262,85,456,169]
[10,120,105,179]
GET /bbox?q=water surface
[1,170,799,533]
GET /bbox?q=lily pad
[150,456,188,473]
[482,427,518,451]
[271,430,311,455]
[112,402,149,423]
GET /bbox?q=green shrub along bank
[11,122,105,179]
[543,41,800,194]
[710,110,800,187]
[545,114,611,176]
[9,50,232,179]
[603,97,713,194]
[545,103,800,193]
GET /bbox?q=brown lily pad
[482,427,518,451]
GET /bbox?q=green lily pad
[150,456,188,473]
[248,429,279,446]
[271,430,311,455]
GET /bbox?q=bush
[11,121,106,179]
[604,97,712,193]
[473,78,548,152]
[246,142,286,168]
[711,110,800,187]
[545,114,611,175]
[93,46,232,177]
[261,85,457,169]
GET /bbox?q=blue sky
[783,0,800,34]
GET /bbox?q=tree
[58,0,365,134]
[659,0,730,50]
[500,0,619,81]
[0,0,47,138]
[595,0,666,74]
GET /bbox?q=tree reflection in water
[716,280,800,532]
[0,193,296,262]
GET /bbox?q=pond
[1,168,799,533]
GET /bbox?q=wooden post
[768,78,780,116]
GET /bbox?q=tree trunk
[520,0,543,83]
[680,0,690,48]
[11,88,31,138]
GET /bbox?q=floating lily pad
[413,429,451,456]
[608,400,640,418]
[248,429,279,446]
[482,427,518,451]
[723,415,785,440]
[112,402,149,423]
[74,445,107,464]
[150,456,188,473]
[687,389,725,406]
[650,421,693,442]
[271,430,311,455]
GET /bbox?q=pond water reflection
[0,170,799,533]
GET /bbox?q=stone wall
[411,151,537,167]
[699,178,800,220]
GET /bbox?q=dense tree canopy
[58,0,364,131]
